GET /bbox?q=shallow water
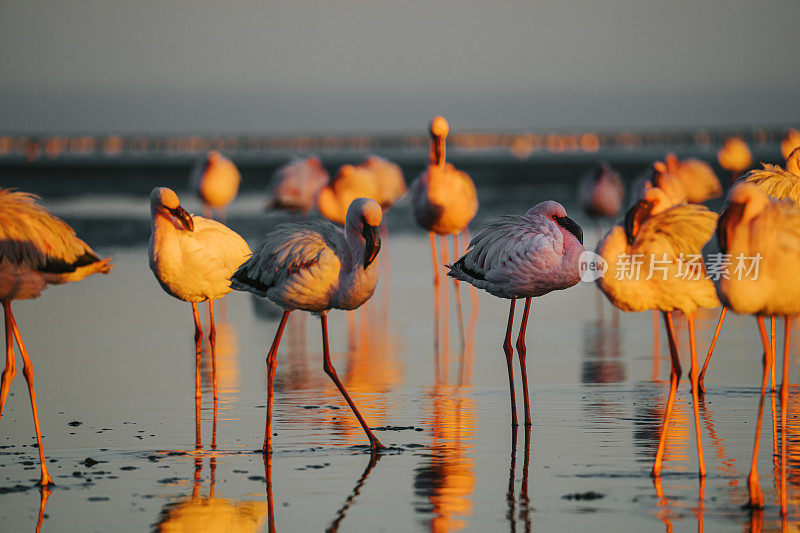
[1,159,799,532]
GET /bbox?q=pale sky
[1,0,798,134]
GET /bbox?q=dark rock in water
[83,458,99,467]
[20,460,34,466]
[248,475,267,482]
[67,421,82,427]
[371,425,416,431]
[562,491,605,501]
[120,466,137,471]
[158,477,183,484]
[87,496,110,502]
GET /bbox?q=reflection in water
[632,382,690,472]
[326,453,383,533]
[36,487,51,533]
[506,427,532,533]
[581,319,624,384]
[155,455,269,532]
[414,386,476,532]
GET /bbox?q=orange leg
[506,425,518,528]
[439,235,451,376]
[698,307,727,394]
[208,299,218,401]
[264,310,291,454]
[780,316,790,516]
[7,305,53,486]
[191,302,202,402]
[516,297,533,426]
[652,310,682,478]
[36,486,51,533]
[0,302,17,418]
[651,309,660,381]
[748,316,773,509]
[321,313,384,451]
[429,232,441,382]
[687,311,706,477]
[503,298,519,427]
[771,316,777,393]
[452,234,465,353]
[264,453,276,533]
[521,425,532,513]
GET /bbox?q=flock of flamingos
[2,117,800,517]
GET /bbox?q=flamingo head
[430,116,449,138]
[346,197,383,268]
[529,200,583,246]
[623,187,671,245]
[150,187,194,231]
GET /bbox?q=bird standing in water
[149,187,251,401]
[266,156,330,216]
[713,183,800,512]
[412,116,479,374]
[596,187,720,478]
[447,201,584,426]
[0,188,112,486]
[230,197,386,453]
[190,151,241,221]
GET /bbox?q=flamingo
[579,161,625,234]
[662,153,722,203]
[0,188,112,486]
[230,197,385,453]
[596,186,720,478]
[718,137,753,184]
[412,116,479,372]
[698,147,800,392]
[266,156,329,216]
[447,201,584,426]
[190,151,241,221]
[782,129,800,161]
[712,182,800,512]
[148,187,251,401]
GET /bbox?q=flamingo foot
[747,474,764,509]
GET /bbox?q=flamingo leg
[320,313,385,451]
[439,235,450,376]
[452,234,465,353]
[0,302,17,418]
[35,486,51,533]
[7,306,53,486]
[687,311,706,477]
[780,316,791,516]
[264,310,291,454]
[698,307,727,394]
[652,310,682,478]
[652,309,660,368]
[748,316,773,509]
[521,425,532,513]
[208,299,218,401]
[191,302,202,402]
[516,297,533,426]
[429,232,441,382]
[771,316,777,393]
[503,298,518,427]
[264,453,276,533]
[463,228,480,312]
[506,426,518,530]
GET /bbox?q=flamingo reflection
[413,386,476,532]
[506,427,533,533]
[581,319,624,384]
[326,453,383,533]
[155,455,270,533]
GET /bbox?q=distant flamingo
[149,187,251,401]
[718,137,753,184]
[782,129,800,161]
[698,147,800,392]
[596,187,720,478]
[0,188,112,486]
[447,201,584,425]
[579,161,624,239]
[412,116,479,372]
[662,153,722,203]
[712,182,800,512]
[230,197,385,453]
[266,156,329,216]
[190,151,241,221]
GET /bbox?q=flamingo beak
[170,205,194,231]
[362,224,381,268]
[556,216,583,245]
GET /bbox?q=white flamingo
[412,116,479,372]
[699,147,800,391]
[266,156,330,216]
[0,188,112,486]
[712,182,800,512]
[447,201,584,426]
[596,186,720,478]
[230,197,385,453]
[149,187,251,401]
[190,151,241,221]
